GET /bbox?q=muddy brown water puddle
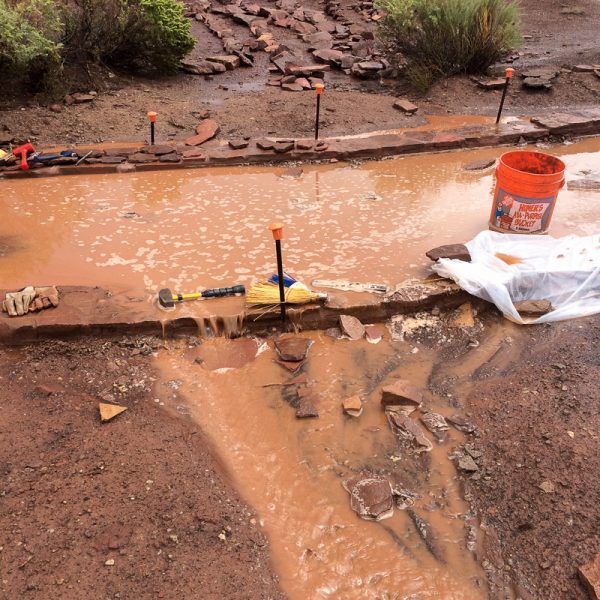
[1,139,599,296]
[155,326,508,599]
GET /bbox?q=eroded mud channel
[155,306,520,599]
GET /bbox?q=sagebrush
[0,0,62,89]
[64,0,194,71]
[378,0,521,87]
[1,0,194,91]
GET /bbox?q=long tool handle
[20,152,29,171]
[199,285,246,298]
[172,286,245,302]
[275,240,286,322]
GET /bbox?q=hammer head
[13,143,35,157]
[158,288,175,308]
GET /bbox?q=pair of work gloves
[2,286,59,317]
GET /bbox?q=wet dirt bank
[2,307,599,599]
[1,0,599,148]
[0,337,284,600]
[457,317,600,600]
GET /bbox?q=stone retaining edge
[0,281,475,344]
[2,109,600,180]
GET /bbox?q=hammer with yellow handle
[158,285,245,308]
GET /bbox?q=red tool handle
[19,152,29,171]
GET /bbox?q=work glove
[2,286,36,316]
[29,286,59,312]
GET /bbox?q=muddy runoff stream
[154,308,520,599]
[1,138,600,296]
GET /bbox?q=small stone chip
[296,394,319,418]
[457,455,479,473]
[393,98,418,114]
[578,551,600,599]
[464,158,496,171]
[104,559,115,566]
[342,395,363,417]
[420,411,449,433]
[539,480,555,493]
[343,475,394,521]
[98,403,127,423]
[364,325,384,344]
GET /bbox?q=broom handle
[275,239,286,322]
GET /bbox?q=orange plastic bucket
[489,151,566,234]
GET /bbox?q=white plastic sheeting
[433,230,600,324]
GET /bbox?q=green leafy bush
[138,0,195,71]
[378,0,521,86]
[64,0,194,72]
[1,0,194,90]
[0,0,62,88]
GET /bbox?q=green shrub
[138,0,195,71]
[61,0,138,64]
[1,0,194,92]
[64,0,194,73]
[0,0,63,88]
[378,0,521,85]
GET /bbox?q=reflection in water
[0,138,599,294]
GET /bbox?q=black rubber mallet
[158,285,245,308]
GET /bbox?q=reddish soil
[1,0,599,147]
[458,317,600,599]
[0,336,283,600]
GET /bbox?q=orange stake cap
[147,111,158,123]
[314,82,325,95]
[269,222,284,240]
[505,67,515,79]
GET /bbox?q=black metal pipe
[150,122,155,145]
[315,94,321,141]
[275,239,286,322]
[495,77,511,124]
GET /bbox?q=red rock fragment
[182,148,207,160]
[339,315,365,340]
[185,119,220,146]
[579,552,600,600]
[380,379,423,408]
[276,359,304,373]
[275,337,311,361]
[343,475,393,521]
[425,244,471,262]
[295,392,319,418]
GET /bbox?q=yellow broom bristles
[246,282,324,306]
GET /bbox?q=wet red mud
[1,299,599,599]
[453,317,600,600]
[0,134,599,599]
[0,338,284,600]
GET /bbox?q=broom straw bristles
[246,282,324,305]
